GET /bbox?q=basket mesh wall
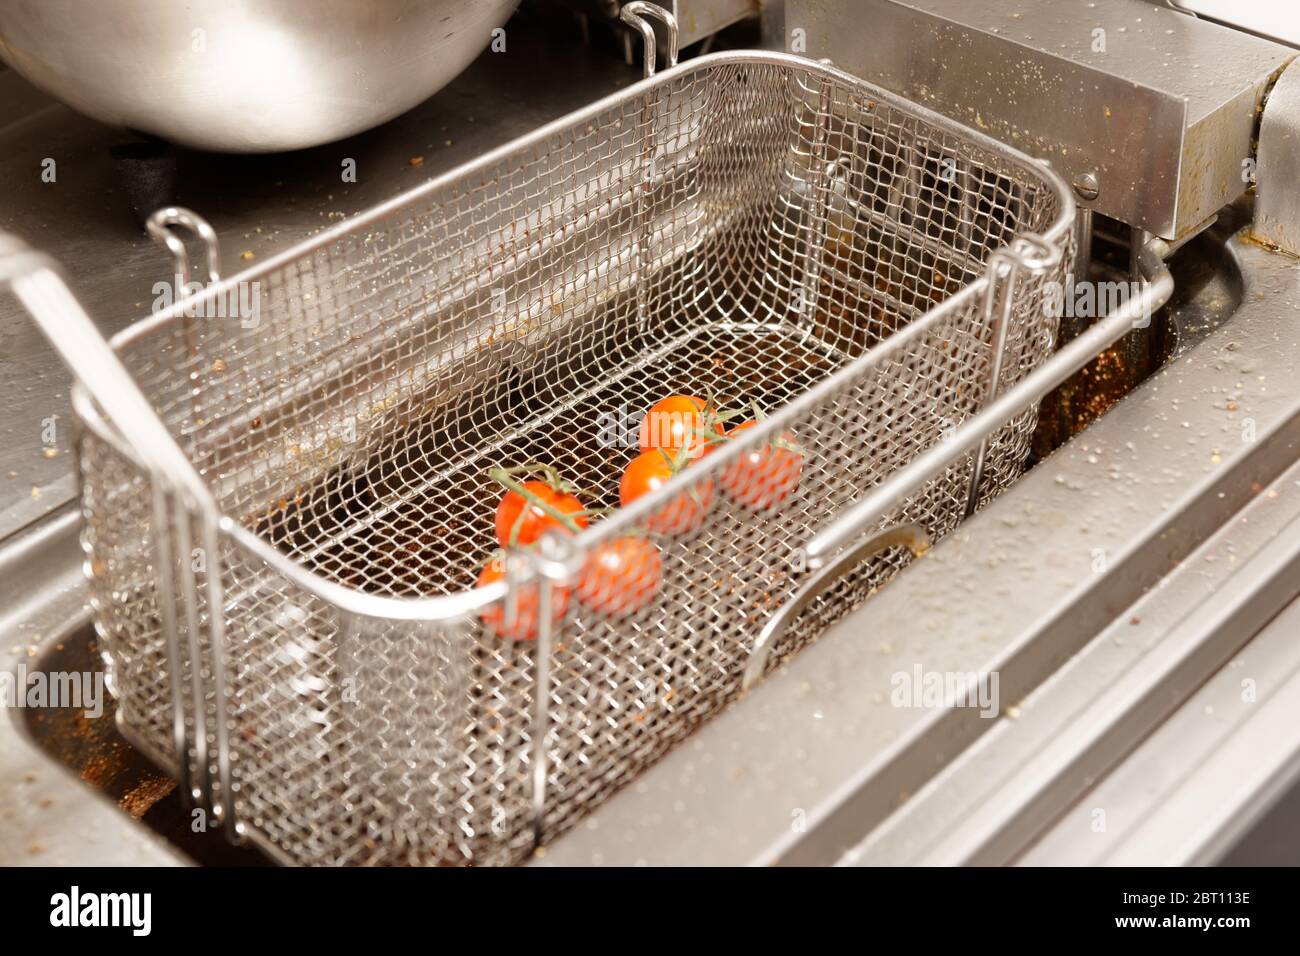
[78,56,1069,865]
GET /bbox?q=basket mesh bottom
[275,320,849,598]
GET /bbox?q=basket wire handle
[0,230,238,838]
[742,524,932,691]
[146,206,222,285]
[964,234,1062,516]
[621,2,679,78]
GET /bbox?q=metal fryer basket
[12,7,1080,865]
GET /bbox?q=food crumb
[240,250,254,261]
[408,155,424,167]
[42,447,58,458]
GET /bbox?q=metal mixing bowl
[0,0,519,152]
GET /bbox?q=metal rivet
[1073,172,1100,201]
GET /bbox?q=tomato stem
[488,467,588,541]
[495,462,581,494]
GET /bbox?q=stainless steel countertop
[0,15,639,542]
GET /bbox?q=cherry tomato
[576,537,663,618]
[494,480,588,549]
[638,395,722,459]
[721,421,804,510]
[476,556,571,642]
[620,448,715,534]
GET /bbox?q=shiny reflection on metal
[145,208,222,285]
[1022,595,1300,866]
[0,0,520,152]
[853,453,1300,867]
[741,524,930,691]
[0,506,187,867]
[1073,208,1094,289]
[1071,172,1099,203]
[1254,59,1300,257]
[537,220,1300,869]
[0,245,210,505]
[148,478,193,809]
[786,0,1293,237]
[620,2,679,78]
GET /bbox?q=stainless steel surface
[1253,58,1300,257]
[0,0,519,153]
[4,0,1296,872]
[785,0,1295,238]
[4,207,1294,871]
[534,215,1300,866]
[657,0,760,48]
[1161,0,1300,47]
[3,237,212,504]
[846,449,1300,866]
[0,506,185,866]
[0,24,636,544]
[1021,593,1300,866]
[32,20,1075,865]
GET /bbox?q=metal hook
[620,2,679,79]
[146,206,222,286]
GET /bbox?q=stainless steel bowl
[0,0,519,153]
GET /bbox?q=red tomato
[638,395,722,459]
[721,421,804,510]
[494,480,588,549]
[620,448,715,534]
[476,556,570,642]
[576,537,663,618]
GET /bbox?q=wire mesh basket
[6,6,1078,865]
